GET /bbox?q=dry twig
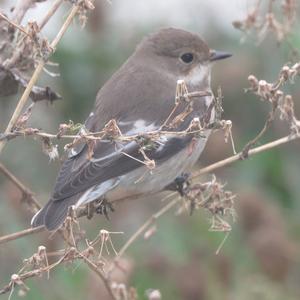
[0,2,94,154]
[0,162,41,212]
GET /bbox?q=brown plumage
[31,28,231,230]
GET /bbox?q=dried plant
[233,0,297,45]
[0,0,300,299]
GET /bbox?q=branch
[0,133,298,246]
[0,4,81,155]
[77,252,117,300]
[0,12,30,36]
[192,133,300,178]
[0,162,41,212]
[0,247,116,299]
[0,226,44,245]
[241,101,277,158]
[38,0,63,30]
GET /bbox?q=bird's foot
[165,172,191,197]
[165,173,198,215]
[95,198,115,220]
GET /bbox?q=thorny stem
[0,4,81,155]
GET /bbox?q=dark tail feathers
[31,196,78,231]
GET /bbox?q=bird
[31,27,231,230]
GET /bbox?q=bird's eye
[180,53,194,63]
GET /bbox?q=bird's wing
[52,128,193,202]
[31,63,210,229]
[50,60,192,202]
[32,125,193,230]
[51,62,208,202]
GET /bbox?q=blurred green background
[1,0,300,299]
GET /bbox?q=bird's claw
[95,198,115,220]
[165,172,191,196]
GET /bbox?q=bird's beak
[209,50,232,62]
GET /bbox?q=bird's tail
[31,195,79,231]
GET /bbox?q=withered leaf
[0,64,61,102]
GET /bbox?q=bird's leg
[86,202,96,219]
[165,172,191,196]
[95,197,115,220]
[165,173,198,215]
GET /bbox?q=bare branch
[0,3,87,155]
[77,251,117,300]
[193,133,300,178]
[0,162,41,212]
[0,226,44,245]
[0,131,299,246]
[0,12,30,36]
[38,0,63,30]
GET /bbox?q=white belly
[105,130,211,200]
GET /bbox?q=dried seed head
[274,90,284,99]
[280,65,290,81]
[175,79,188,102]
[258,80,267,88]
[146,289,162,300]
[248,75,259,89]
[292,62,300,73]
[38,245,46,252]
[257,80,272,100]
[82,0,95,10]
[100,229,110,242]
[11,274,20,282]
[284,94,293,106]
[37,245,47,258]
[146,160,156,170]
[279,94,294,121]
[189,117,202,131]
[42,137,59,161]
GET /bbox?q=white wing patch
[119,119,157,135]
[75,178,120,207]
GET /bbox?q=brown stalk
[76,251,117,300]
[241,102,277,158]
[38,0,64,30]
[0,162,41,212]
[0,132,299,246]
[192,133,300,178]
[0,12,30,36]
[0,226,44,245]
[0,4,81,155]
